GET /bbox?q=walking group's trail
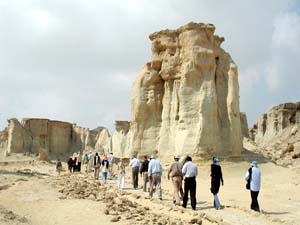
[0,159,299,225]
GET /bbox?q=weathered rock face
[112,121,132,158]
[129,22,243,159]
[3,118,111,156]
[0,127,8,149]
[251,102,300,165]
[240,112,249,138]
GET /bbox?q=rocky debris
[53,173,205,225]
[0,205,29,224]
[114,22,243,159]
[55,174,102,200]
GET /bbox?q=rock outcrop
[0,127,8,149]
[127,22,243,159]
[251,102,300,165]
[112,121,132,158]
[240,112,249,138]
[3,118,111,156]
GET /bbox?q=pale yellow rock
[3,118,111,157]
[112,121,132,158]
[127,22,243,159]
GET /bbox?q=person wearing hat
[129,155,141,189]
[148,155,163,200]
[168,154,184,205]
[210,157,224,209]
[245,160,261,212]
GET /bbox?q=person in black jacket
[67,156,73,173]
[140,156,149,192]
[210,157,224,209]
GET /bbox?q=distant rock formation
[0,127,8,150]
[112,121,132,158]
[1,118,111,156]
[115,22,243,159]
[251,102,300,164]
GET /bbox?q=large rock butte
[1,118,111,156]
[114,22,244,159]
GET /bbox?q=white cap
[174,154,180,159]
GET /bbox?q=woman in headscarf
[210,157,224,209]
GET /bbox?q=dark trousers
[77,162,81,172]
[183,177,196,210]
[132,167,139,189]
[250,191,260,211]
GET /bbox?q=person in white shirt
[182,156,198,210]
[108,152,114,179]
[148,155,163,200]
[129,155,140,189]
[245,161,261,212]
[117,158,126,190]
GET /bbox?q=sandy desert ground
[0,153,299,225]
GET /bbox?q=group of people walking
[126,154,261,212]
[57,151,261,212]
[67,152,82,173]
[64,151,114,184]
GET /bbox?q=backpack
[246,168,252,190]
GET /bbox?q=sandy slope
[0,156,299,225]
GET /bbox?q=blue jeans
[214,194,221,208]
[102,172,108,184]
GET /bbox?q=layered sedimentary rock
[128,22,243,159]
[112,121,132,158]
[3,118,111,156]
[251,102,300,164]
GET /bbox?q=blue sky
[0,0,299,132]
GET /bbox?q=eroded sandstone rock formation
[112,121,132,158]
[250,102,300,164]
[3,118,111,156]
[128,22,243,159]
[240,112,249,138]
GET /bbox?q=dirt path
[0,160,299,225]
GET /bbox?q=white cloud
[272,12,300,50]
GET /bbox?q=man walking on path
[210,157,224,209]
[168,155,183,205]
[93,152,101,180]
[182,156,198,210]
[148,155,163,200]
[140,155,149,192]
[245,161,261,212]
[129,155,140,189]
